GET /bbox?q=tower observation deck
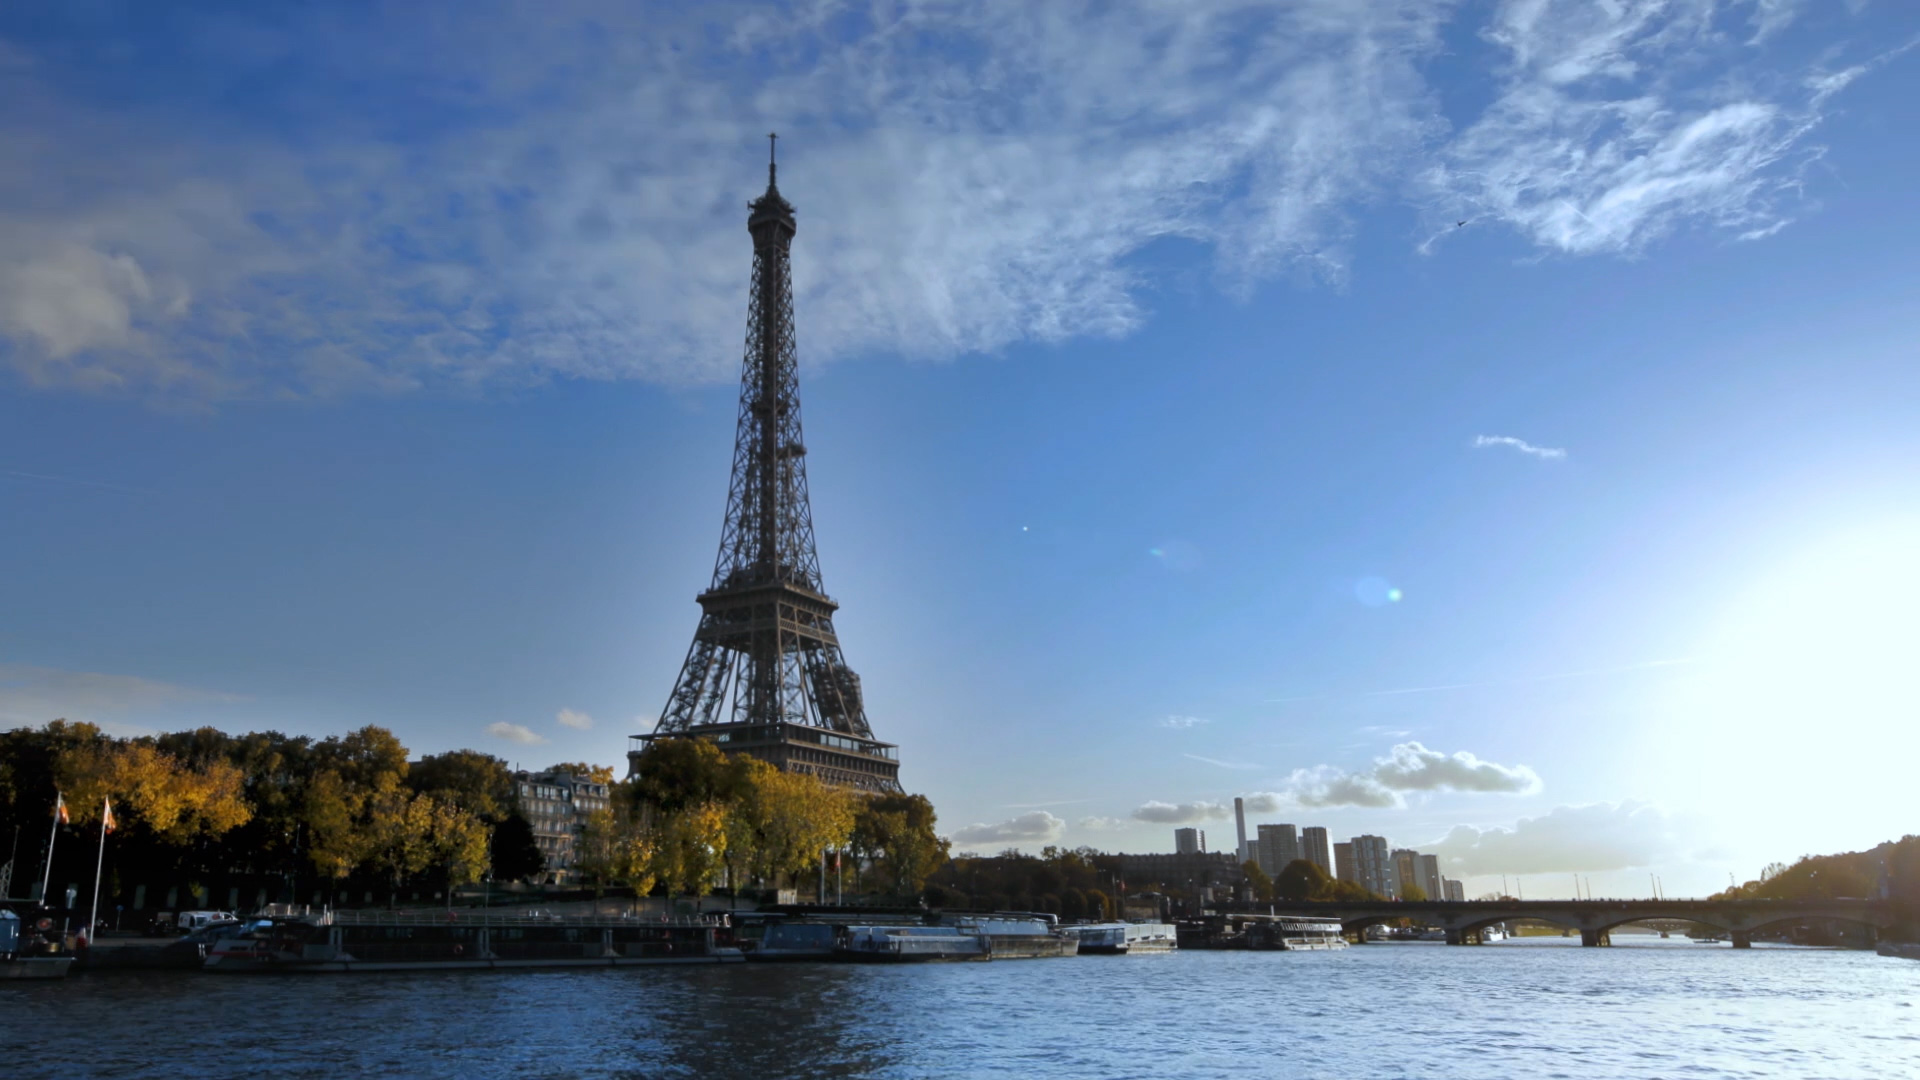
[629,138,902,793]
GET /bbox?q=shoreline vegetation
[0,722,946,916]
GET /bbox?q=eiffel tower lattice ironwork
[629,138,902,792]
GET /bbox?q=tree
[489,812,546,883]
[574,789,660,898]
[55,738,252,845]
[852,793,948,894]
[410,750,516,822]
[1242,860,1273,901]
[1401,883,1428,903]
[364,790,440,904]
[1085,888,1112,920]
[547,762,617,785]
[655,802,729,898]
[742,766,856,890]
[1274,859,1334,902]
[632,738,744,815]
[1061,888,1088,921]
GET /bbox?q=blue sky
[3,1,1918,899]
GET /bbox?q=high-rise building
[1443,878,1465,902]
[1352,835,1397,899]
[1334,842,1356,884]
[1255,823,1300,877]
[1301,826,1333,875]
[1174,827,1200,855]
[1417,854,1444,901]
[1234,797,1249,864]
[1392,848,1420,898]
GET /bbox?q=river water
[6,937,1917,1079]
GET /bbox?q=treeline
[0,722,949,912]
[1241,859,1380,903]
[1711,836,1920,920]
[594,737,949,900]
[921,848,1383,918]
[927,846,1120,919]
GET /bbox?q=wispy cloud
[0,469,144,495]
[1473,434,1566,461]
[1160,715,1210,730]
[1004,798,1091,810]
[0,664,242,734]
[1422,0,1881,256]
[1182,753,1263,771]
[555,708,593,731]
[951,811,1066,847]
[0,2,1892,403]
[485,721,548,746]
[1076,816,1128,831]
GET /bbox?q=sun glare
[1667,518,1920,847]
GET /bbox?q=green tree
[1085,888,1112,920]
[852,793,948,894]
[1401,883,1428,903]
[547,762,618,785]
[632,738,744,815]
[1274,859,1334,901]
[410,750,516,822]
[489,812,546,883]
[1242,860,1273,901]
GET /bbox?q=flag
[102,797,116,835]
[55,793,68,825]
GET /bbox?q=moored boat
[1,910,74,980]
[204,909,743,973]
[1072,922,1177,955]
[950,915,1079,958]
[835,925,991,962]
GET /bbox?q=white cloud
[1275,741,1541,808]
[1131,799,1233,825]
[555,708,593,731]
[1423,0,1870,256]
[485,721,549,746]
[1076,816,1128,831]
[951,811,1066,846]
[0,1,1883,402]
[0,663,241,734]
[1160,715,1209,729]
[1427,801,1677,875]
[1473,434,1567,460]
[1240,792,1285,814]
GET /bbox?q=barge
[204,909,742,973]
[1072,922,1178,955]
[1177,913,1349,951]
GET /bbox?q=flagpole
[88,797,109,943]
[40,792,62,904]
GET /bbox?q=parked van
[174,911,240,932]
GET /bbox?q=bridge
[1234,898,1892,948]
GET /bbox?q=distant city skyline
[5,2,1920,900]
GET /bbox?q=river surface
[5,937,1917,1079]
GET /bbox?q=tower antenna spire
[768,131,778,186]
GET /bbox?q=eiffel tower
[629,138,902,792]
